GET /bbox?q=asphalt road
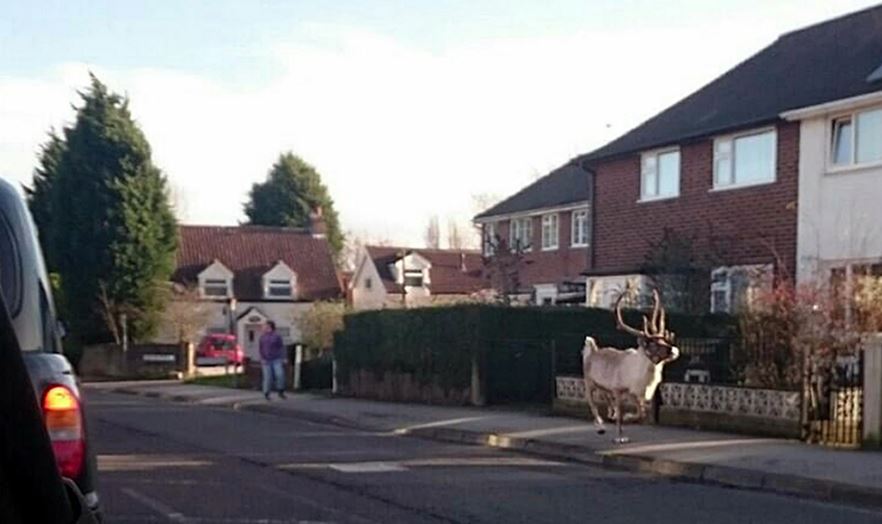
[87,390,882,524]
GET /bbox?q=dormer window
[198,260,234,299]
[262,261,297,300]
[203,278,230,297]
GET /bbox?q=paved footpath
[86,380,882,510]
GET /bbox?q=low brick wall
[341,369,471,405]
[80,343,184,380]
[554,375,801,438]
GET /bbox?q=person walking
[259,320,286,400]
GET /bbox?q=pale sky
[1,0,878,247]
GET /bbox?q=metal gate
[803,350,863,448]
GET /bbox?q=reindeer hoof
[612,436,631,444]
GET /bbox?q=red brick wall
[591,121,799,278]
[485,210,590,288]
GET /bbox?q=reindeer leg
[613,392,630,444]
[636,398,647,422]
[584,381,606,434]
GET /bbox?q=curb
[105,385,882,511]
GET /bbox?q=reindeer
[582,289,679,443]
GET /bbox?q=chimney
[309,206,327,239]
[460,252,467,273]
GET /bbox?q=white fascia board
[781,90,882,121]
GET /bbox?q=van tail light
[42,385,85,479]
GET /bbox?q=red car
[196,334,244,366]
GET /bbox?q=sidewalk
[86,380,882,509]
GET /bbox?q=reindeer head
[614,289,680,365]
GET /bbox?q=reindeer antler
[614,289,646,338]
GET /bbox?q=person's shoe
[264,392,271,401]
[279,390,287,399]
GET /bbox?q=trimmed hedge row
[334,305,737,403]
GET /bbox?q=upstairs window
[714,129,776,189]
[831,107,882,168]
[641,149,680,200]
[365,277,373,290]
[267,278,293,298]
[404,269,424,287]
[509,217,532,252]
[203,278,230,298]
[541,213,559,250]
[571,209,589,247]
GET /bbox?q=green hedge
[334,305,737,403]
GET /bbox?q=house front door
[244,323,263,359]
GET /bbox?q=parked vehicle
[197,333,244,366]
[0,178,101,520]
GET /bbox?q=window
[404,269,424,287]
[831,117,853,166]
[483,222,497,256]
[267,278,293,298]
[0,213,22,316]
[714,129,776,189]
[641,149,680,200]
[710,265,772,313]
[571,209,589,247]
[831,107,882,167]
[365,277,373,290]
[276,327,291,341]
[509,217,532,252]
[541,213,559,250]
[203,278,229,297]
[832,262,882,329]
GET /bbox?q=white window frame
[571,209,589,247]
[483,222,497,256]
[403,269,425,288]
[541,213,559,251]
[710,264,773,314]
[509,217,532,252]
[713,128,777,190]
[828,105,882,172]
[202,278,231,298]
[266,278,294,299]
[640,148,680,201]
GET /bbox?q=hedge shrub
[333,305,736,402]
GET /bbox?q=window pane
[856,109,882,164]
[658,151,680,196]
[642,170,657,197]
[269,285,292,297]
[0,214,21,314]
[715,159,732,186]
[734,131,775,184]
[832,118,853,166]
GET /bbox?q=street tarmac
[88,390,882,523]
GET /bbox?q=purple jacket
[259,331,285,361]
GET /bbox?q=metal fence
[804,351,864,448]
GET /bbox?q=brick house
[577,6,882,312]
[474,163,591,305]
[349,246,485,309]
[162,225,342,359]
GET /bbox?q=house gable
[197,260,234,299]
[262,261,297,300]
